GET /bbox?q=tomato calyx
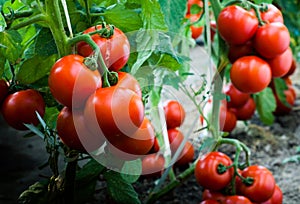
[93,21,115,39]
[217,163,230,174]
[242,176,254,186]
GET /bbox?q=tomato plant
[186,13,204,39]
[1,89,45,130]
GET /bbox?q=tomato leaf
[18,181,48,204]
[273,77,290,107]
[43,107,59,129]
[0,13,6,32]
[253,0,273,4]
[35,28,58,56]
[16,54,57,84]
[121,159,142,183]
[254,87,276,125]
[104,170,141,204]
[76,159,105,182]
[0,30,22,64]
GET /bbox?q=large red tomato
[117,72,142,98]
[267,47,293,78]
[48,54,102,109]
[164,100,185,129]
[254,22,290,59]
[260,4,284,23]
[224,83,250,108]
[234,97,256,120]
[0,79,8,104]
[142,154,165,177]
[1,89,45,130]
[261,185,283,204]
[57,107,104,152]
[237,165,276,202]
[195,152,233,191]
[77,25,130,71]
[84,86,144,142]
[230,56,272,93]
[217,5,258,45]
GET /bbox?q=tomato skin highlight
[57,107,104,152]
[77,25,130,71]
[230,56,272,93]
[84,86,144,143]
[267,47,293,78]
[1,89,45,130]
[254,22,290,59]
[164,100,185,129]
[48,54,102,109]
[217,5,258,45]
[195,152,233,191]
[237,165,276,203]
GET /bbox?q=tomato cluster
[195,152,283,204]
[185,0,204,39]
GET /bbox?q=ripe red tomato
[283,58,297,77]
[228,41,253,63]
[186,13,204,39]
[260,4,284,23]
[217,5,258,45]
[48,54,102,109]
[254,22,290,59]
[219,103,237,132]
[1,89,45,130]
[234,97,256,120]
[117,72,142,98]
[267,47,293,78]
[164,100,185,129]
[224,83,250,108]
[57,107,104,152]
[200,200,219,204]
[230,56,272,93]
[142,154,165,177]
[210,21,217,41]
[224,195,252,204]
[261,185,283,204]
[168,128,184,153]
[0,79,9,104]
[175,141,195,166]
[77,25,130,71]
[107,117,155,159]
[237,165,276,203]
[187,0,203,14]
[84,86,144,142]
[202,189,226,203]
[148,137,160,153]
[195,152,233,191]
[273,86,295,115]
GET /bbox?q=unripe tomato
[117,72,142,98]
[219,104,237,132]
[254,22,290,59]
[186,13,204,39]
[195,152,233,191]
[175,141,195,166]
[168,128,184,153]
[234,97,256,120]
[84,86,144,142]
[224,83,250,108]
[142,154,165,177]
[48,55,102,109]
[237,165,276,203]
[267,47,293,78]
[77,25,130,71]
[217,5,258,45]
[260,4,284,23]
[2,89,45,130]
[261,185,283,204]
[230,56,272,93]
[0,79,8,104]
[164,100,185,129]
[224,195,252,204]
[57,107,104,152]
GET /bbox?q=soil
[1,45,300,204]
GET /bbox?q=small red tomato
[230,56,272,93]
[268,47,293,78]
[219,104,237,132]
[168,128,184,153]
[234,97,256,121]
[164,100,185,129]
[202,189,226,203]
[217,5,258,45]
[224,195,252,204]
[2,89,45,130]
[142,154,165,177]
[237,165,276,203]
[187,0,203,14]
[210,21,217,41]
[224,83,250,108]
[254,22,290,59]
[175,141,195,166]
[283,58,297,77]
[148,137,160,154]
[260,4,284,23]
[0,79,9,104]
[273,87,295,115]
[195,152,233,191]
[260,185,283,204]
[186,13,204,39]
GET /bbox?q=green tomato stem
[64,152,79,203]
[9,13,46,30]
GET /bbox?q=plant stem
[64,153,79,204]
[9,13,46,30]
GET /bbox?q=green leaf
[141,0,168,30]
[253,0,273,4]
[121,159,142,183]
[0,13,6,32]
[104,170,141,204]
[43,107,59,129]
[76,159,105,182]
[159,0,187,33]
[18,181,48,204]
[273,77,290,107]
[254,87,276,125]
[16,54,57,84]
[0,30,22,64]
[104,4,142,32]
[35,28,58,56]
